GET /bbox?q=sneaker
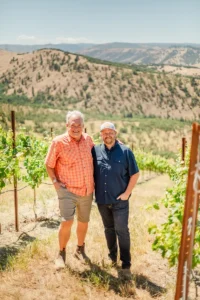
[55,250,66,269]
[119,268,132,280]
[74,243,90,263]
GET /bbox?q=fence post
[182,137,186,164]
[131,142,134,151]
[85,128,87,133]
[11,111,19,232]
[50,127,53,138]
[33,187,37,220]
[175,124,200,299]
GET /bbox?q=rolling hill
[0,49,200,121]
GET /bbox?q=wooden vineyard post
[131,142,134,151]
[175,123,200,300]
[33,187,37,220]
[85,127,87,133]
[182,137,186,164]
[11,111,19,232]
[50,127,53,138]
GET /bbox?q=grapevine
[134,149,170,174]
[0,126,20,189]
[148,149,200,268]
[0,126,50,191]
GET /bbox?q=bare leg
[77,221,88,246]
[59,220,73,250]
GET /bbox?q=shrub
[120,127,128,133]
[88,74,93,83]
[75,55,79,63]
[50,63,60,72]
[191,97,199,107]
[191,77,197,87]
[32,87,35,97]
[182,87,190,98]
[83,84,88,91]
[17,88,23,93]
[36,72,42,81]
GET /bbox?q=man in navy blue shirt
[92,122,139,274]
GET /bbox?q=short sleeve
[45,141,59,168]
[87,136,95,149]
[127,149,139,177]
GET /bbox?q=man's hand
[117,192,130,201]
[54,181,64,190]
[117,173,139,201]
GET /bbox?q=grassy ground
[0,173,184,300]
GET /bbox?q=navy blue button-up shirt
[92,141,139,204]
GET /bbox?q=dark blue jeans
[97,200,131,269]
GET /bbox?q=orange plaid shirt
[45,132,94,196]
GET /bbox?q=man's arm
[46,165,63,190]
[45,140,63,190]
[117,172,140,200]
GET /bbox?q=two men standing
[45,111,139,272]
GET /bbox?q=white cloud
[17,35,36,41]
[55,37,93,44]
[13,35,102,45]
[16,35,51,44]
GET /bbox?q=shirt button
[105,183,106,184]
[105,191,107,192]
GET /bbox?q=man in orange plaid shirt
[45,110,94,269]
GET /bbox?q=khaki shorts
[56,187,93,223]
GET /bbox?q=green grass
[83,110,192,132]
[147,149,177,160]
[0,234,57,271]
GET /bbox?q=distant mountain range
[80,43,200,66]
[1,42,200,66]
[0,43,94,53]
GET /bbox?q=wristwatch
[52,178,57,183]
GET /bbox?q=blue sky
[0,0,199,44]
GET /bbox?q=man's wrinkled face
[67,116,84,140]
[101,129,116,146]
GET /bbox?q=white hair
[66,110,84,124]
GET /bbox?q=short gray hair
[66,110,84,123]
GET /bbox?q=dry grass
[0,174,180,300]
[156,65,200,77]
